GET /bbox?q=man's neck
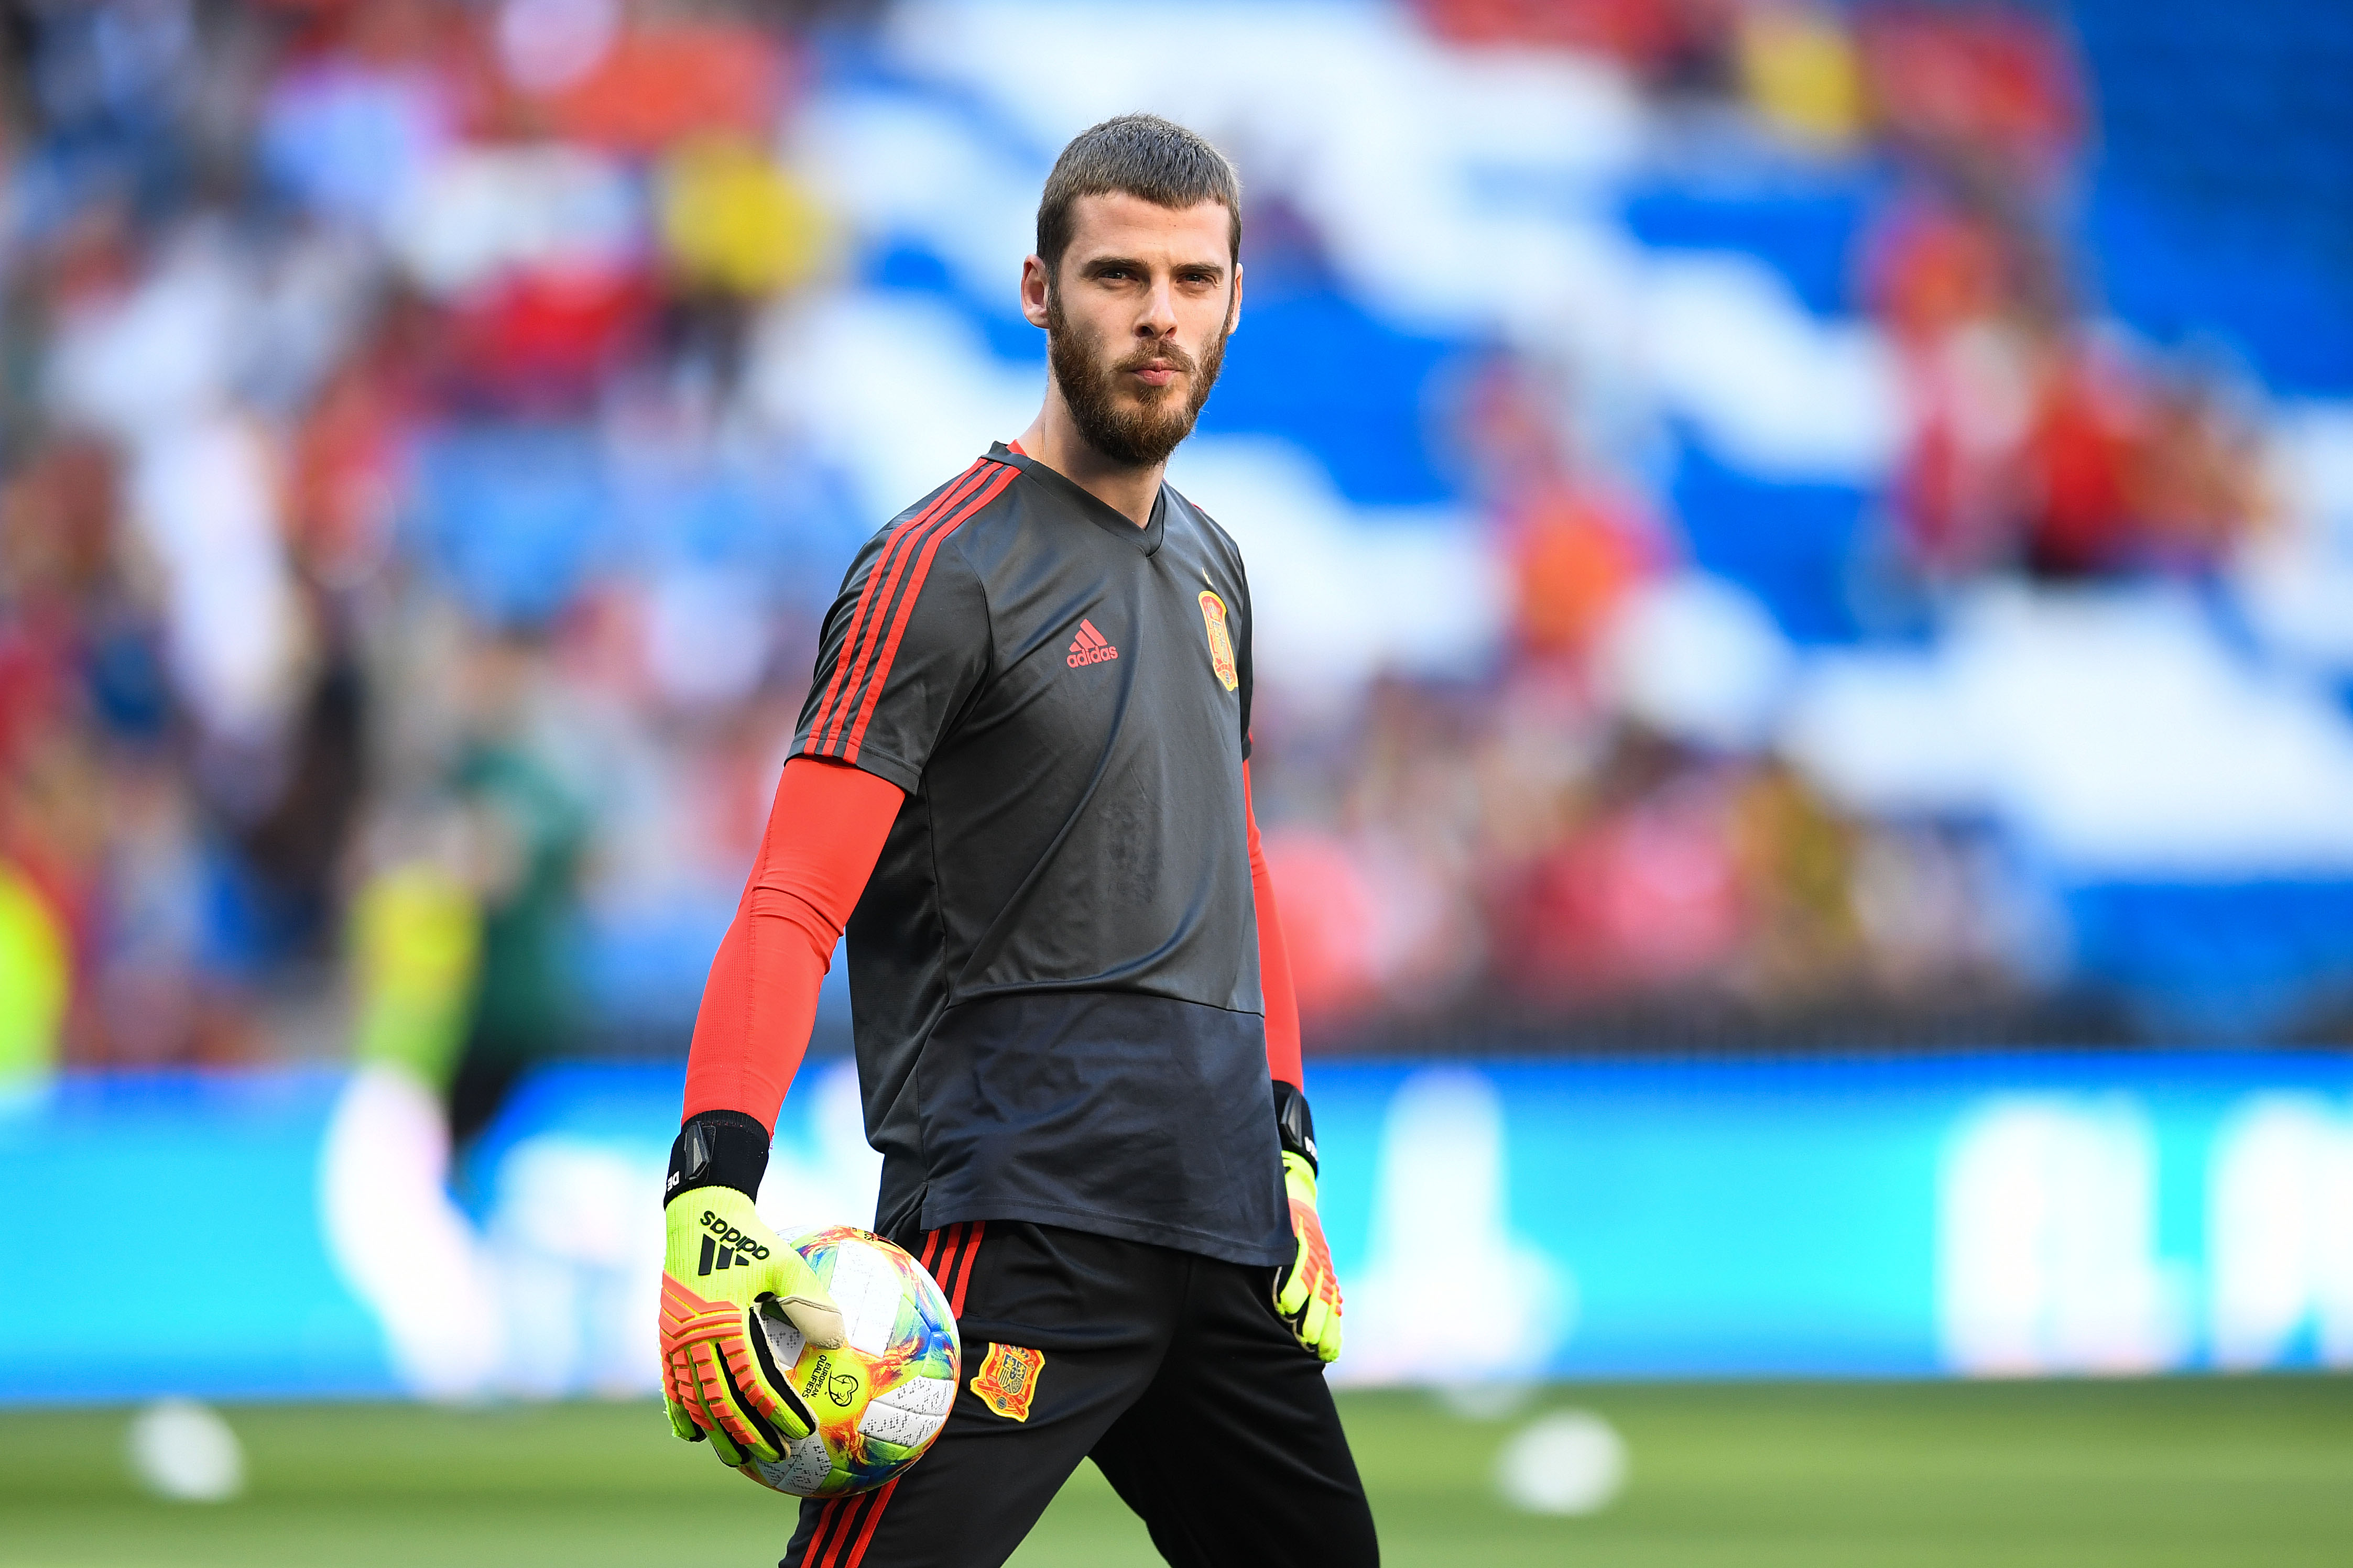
[1015,401,1163,528]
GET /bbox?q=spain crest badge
[971,1342,1043,1421]
[1197,590,1239,692]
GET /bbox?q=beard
[1045,292,1228,469]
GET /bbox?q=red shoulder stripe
[812,459,1007,756]
[835,464,1017,761]
[804,460,990,750]
[807,460,993,750]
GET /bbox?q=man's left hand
[1274,1151,1342,1363]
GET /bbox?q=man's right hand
[660,1186,846,1465]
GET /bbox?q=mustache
[1114,338,1197,377]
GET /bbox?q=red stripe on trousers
[798,1221,979,1568]
[805,461,989,749]
[946,1221,986,1315]
[806,1494,856,1568]
[839,1477,901,1568]
[836,464,1016,760]
[917,1221,958,1283]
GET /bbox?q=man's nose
[1138,277,1179,337]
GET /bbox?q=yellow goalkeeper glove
[1271,1083,1342,1363]
[658,1112,845,1465]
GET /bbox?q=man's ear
[1226,262,1243,336]
[1020,255,1052,329]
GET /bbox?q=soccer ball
[736,1226,962,1498]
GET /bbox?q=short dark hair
[1036,114,1241,277]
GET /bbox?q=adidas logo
[697,1234,760,1275]
[1066,619,1119,667]
[696,1211,771,1276]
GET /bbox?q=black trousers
[780,1220,1380,1568]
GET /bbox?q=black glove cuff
[664,1110,771,1205]
[1271,1079,1318,1175]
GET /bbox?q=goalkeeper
[659,114,1372,1568]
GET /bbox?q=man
[657,115,1378,1568]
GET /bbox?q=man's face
[1028,193,1239,468]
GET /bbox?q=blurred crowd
[0,0,2317,1092]
[1256,0,2283,1043]
[0,0,870,1099]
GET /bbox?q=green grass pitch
[4,1379,2349,1567]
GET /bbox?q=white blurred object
[262,62,454,233]
[2206,1096,2353,1370]
[793,92,1040,304]
[2270,401,2353,544]
[747,290,1038,523]
[1338,1069,1572,1387]
[645,568,773,711]
[1783,583,2353,873]
[50,231,250,438]
[393,145,640,297]
[1639,253,1901,482]
[1495,1410,1627,1516]
[2236,538,2353,676]
[1936,1097,2191,1376]
[126,1399,246,1504]
[319,1065,506,1400]
[127,413,308,745]
[1597,573,1795,749]
[484,1136,664,1399]
[2236,402,2353,674]
[49,223,371,429]
[497,0,619,94]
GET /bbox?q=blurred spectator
[1865,193,2037,578]
[1488,725,1745,1007]
[2019,333,2141,577]
[443,630,587,1149]
[1737,3,1866,148]
[347,800,482,1092]
[0,856,70,1086]
[1855,3,2082,180]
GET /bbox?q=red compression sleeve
[682,756,903,1128]
[1246,762,1304,1087]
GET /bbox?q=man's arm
[1246,761,1340,1362]
[660,755,901,1464]
[1243,760,1303,1089]
[682,756,903,1132]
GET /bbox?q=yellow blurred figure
[0,863,68,1086]
[1740,4,1865,148]
[658,137,828,297]
[350,862,483,1093]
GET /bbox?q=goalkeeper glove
[659,1112,846,1465]
[1272,1082,1342,1363]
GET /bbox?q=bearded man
[655,114,1377,1568]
